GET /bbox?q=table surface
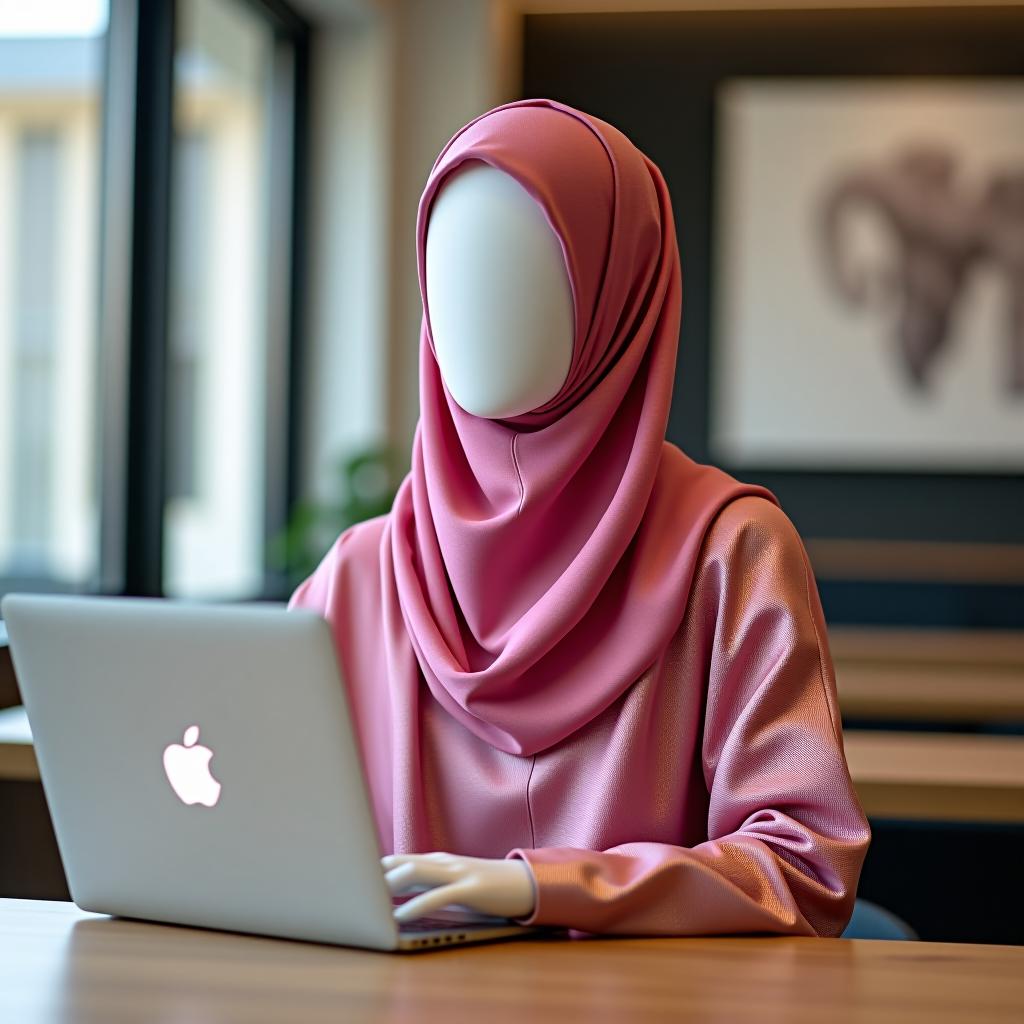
[3,900,1023,1024]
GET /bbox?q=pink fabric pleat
[383,98,776,757]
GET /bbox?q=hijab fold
[381,99,777,757]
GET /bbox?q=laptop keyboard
[399,915,508,933]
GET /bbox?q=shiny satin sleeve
[508,496,871,938]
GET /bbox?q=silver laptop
[1,594,536,952]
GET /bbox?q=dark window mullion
[98,0,175,597]
[100,0,307,600]
[262,21,309,600]
[283,23,309,599]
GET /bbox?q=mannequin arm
[383,852,536,923]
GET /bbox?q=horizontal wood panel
[828,627,1024,667]
[0,636,18,712]
[831,626,1024,724]
[807,539,1024,585]
[843,731,1024,824]
[830,626,1024,722]
[0,707,35,781]
[836,666,1024,722]
[0,743,37,782]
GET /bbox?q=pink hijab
[381,99,776,757]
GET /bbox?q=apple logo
[162,725,222,807]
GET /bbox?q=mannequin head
[425,161,574,419]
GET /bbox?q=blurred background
[0,0,1022,944]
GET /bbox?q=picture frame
[713,77,1024,476]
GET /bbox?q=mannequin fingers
[393,881,475,924]
[383,862,425,896]
[381,852,456,872]
[384,859,461,896]
[380,854,417,874]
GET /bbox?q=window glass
[0,1,108,584]
[165,0,274,598]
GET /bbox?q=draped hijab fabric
[381,99,777,757]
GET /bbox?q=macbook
[2,594,537,951]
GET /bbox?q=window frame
[88,0,310,601]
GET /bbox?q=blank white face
[425,162,574,419]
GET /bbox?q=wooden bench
[830,626,1024,723]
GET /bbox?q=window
[12,131,61,567]
[165,0,277,599]
[0,0,308,602]
[0,4,107,586]
[167,131,210,504]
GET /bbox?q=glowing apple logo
[162,725,222,807]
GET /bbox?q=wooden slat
[3,898,1024,1024]
[830,626,1024,723]
[806,539,1024,584]
[844,731,1024,823]
[0,623,19,711]
[0,706,37,781]
[828,626,1024,667]
[837,666,1024,722]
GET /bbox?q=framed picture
[713,79,1024,473]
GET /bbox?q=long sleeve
[507,496,871,938]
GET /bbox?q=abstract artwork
[712,80,1024,471]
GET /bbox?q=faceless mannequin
[380,162,574,923]
[425,161,574,418]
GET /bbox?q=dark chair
[841,898,918,940]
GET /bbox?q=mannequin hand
[381,852,536,924]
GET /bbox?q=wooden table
[3,899,1024,1024]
